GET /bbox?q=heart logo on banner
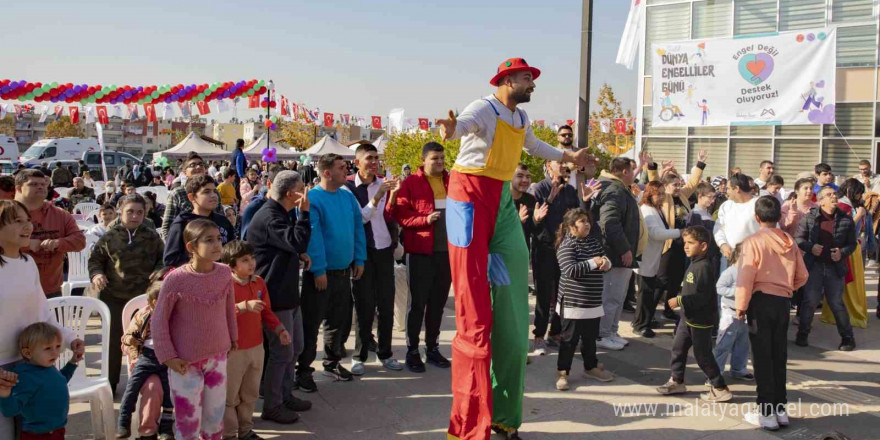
[738,53,775,85]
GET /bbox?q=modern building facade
[636,0,880,185]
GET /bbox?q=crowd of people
[0,95,877,440]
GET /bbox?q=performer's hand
[426,211,441,224]
[565,148,599,169]
[721,244,733,259]
[638,151,653,171]
[278,329,291,346]
[437,110,457,141]
[164,358,190,375]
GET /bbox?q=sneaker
[700,386,732,402]
[544,336,561,348]
[776,409,790,427]
[744,409,779,431]
[425,347,451,368]
[283,396,312,412]
[350,358,366,376]
[656,379,687,395]
[260,405,300,424]
[634,328,655,338]
[731,372,755,381]
[839,337,856,351]
[556,370,570,391]
[610,333,629,347]
[323,363,353,381]
[532,338,547,356]
[795,333,808,347]
[381,358,404,371]
[238,431,265,440]
[116,425,131,439]
[596,337,625,351]
[406,349,426,373]
[295,372,318,393]
[584,367,614,382]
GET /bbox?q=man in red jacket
[388,142,452,373]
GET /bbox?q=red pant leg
[446,172,503,440]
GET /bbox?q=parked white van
[0,135,18,163]
[20,137,99,167]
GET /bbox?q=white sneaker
[611,333,629,347]
[744,409,779,431]
[532,338,547,356]
[350,358,365,376]
[776,409,790,427]
[380,358,404,371]
[596,337,625,351]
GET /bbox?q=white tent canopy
[302,135,355,159]
[155,132,229,160]
[372,134,388,154]
[243,133,299,159]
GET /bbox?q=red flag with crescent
[371,116,382,130]
[69,106,80,124]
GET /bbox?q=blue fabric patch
[447,197,474,248]
[488,253,510,286]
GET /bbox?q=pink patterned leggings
[168,353,228,440]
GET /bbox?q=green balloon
[95,91,104,98]
[89,96,97,102]
[18,95,27,101]
[50,82,59,89]
[257,80,265,88]
[246,89,254,96]
[80,99,87,104]
[33,89,43,97]
[151,91,159,98]
[110,84,118,90]
[40,86,50,94]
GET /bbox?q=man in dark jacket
[345,144,403,375]
[246,170,312,422]
[795,186,857,351]
[388,142,452,373]
[531,159,587,353]
[594,157,643,351]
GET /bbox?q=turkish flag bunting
[196,101,211,115]
[536,120,545,127]
[96,106,109,125]
[614,118,627,135]
[280,96,289,116]
[53,106,64,121]
[371,116,382,130]
[418,118,429,131]
[144,103,157,122]
[566,119,575,127]
[248,95,260,109]
[69,106,80,124]
[323,112,334,127]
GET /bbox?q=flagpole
[576,0,593,150]
[266,80,274,152]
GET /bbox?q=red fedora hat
[489,58,541,86]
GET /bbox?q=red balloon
[269,102,276,108]
[257,87,266,94]
[65,98,73,103]
[261,101,268,108]
[66,83,74,89]
[34,82,42,88]
[34,96,43,102]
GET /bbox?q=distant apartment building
[636,0,880,184]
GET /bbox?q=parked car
[82,151,142,180]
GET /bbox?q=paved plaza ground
[68,268,880,440]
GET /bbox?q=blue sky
[4,0,637,124]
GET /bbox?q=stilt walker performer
[437,58,597,440]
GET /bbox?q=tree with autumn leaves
[589,83,634,158]
[45,116,84,139]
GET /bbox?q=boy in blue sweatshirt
[0,322,82,440]
[295,153,366,392]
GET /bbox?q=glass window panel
[823,103,874,137]
[734,0,777,36]
[779,0,826,31]
[837,25,879,67]
[832,0,875,23]
[729,139,772,174]
[731,125,773,136]
[645,3,692,74]
[693,0,733,39]
[687,138,728,177]
[776,124,821,136]
[774,139,820,186]
[644,137,687,167]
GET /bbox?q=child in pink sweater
[153,219,238,440]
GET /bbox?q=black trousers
[117,348,173,427]
[557,317,600,373]
[670,318,725,388]
[406,252,451,351]
[99,295,129,393]
[297,270,353,374]
[353,247,396,361]
[658,244,686,314]
[632,275,664,332]
[747,292,790,416]
[532,243,561,338]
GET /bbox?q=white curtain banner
[651,28,836,127]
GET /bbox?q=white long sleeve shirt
[451,95,563,180]
[0,256,76,365]
[713,198,760,250]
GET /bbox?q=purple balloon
[0,87,8,93]
[8,83,17,91]
[18,80,27,87]
[49,96,58,103]
[65,90,74,97]
[164,96,172,103]
[123,91,132,99]
[137,86,144,92]
[171,93,179,100]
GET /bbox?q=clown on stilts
[437,58,597,440]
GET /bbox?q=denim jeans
[118,348,172,427]
[713,310,749,376]
[798,263,852,338]
[599,268,633,339]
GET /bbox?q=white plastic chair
[47,296,116,440]
[73,202,101,219]
[151,187,169,205]
[54,187,72,199]
[121,294,148,432]
[62,234,99,297]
